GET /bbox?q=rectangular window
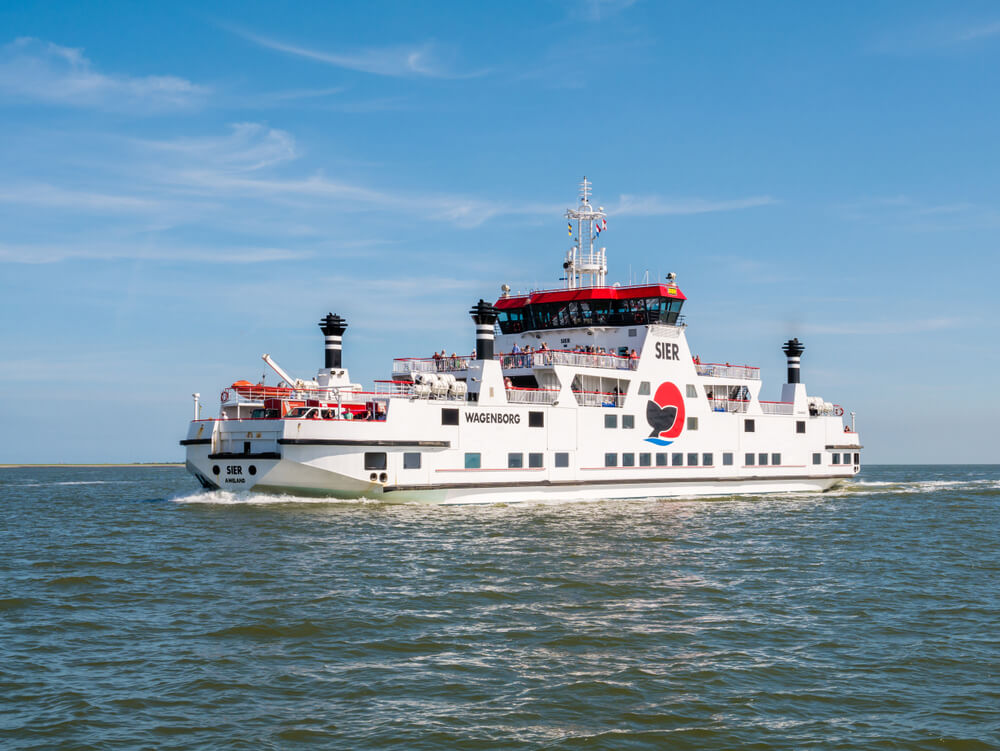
[745,419,755,432]
[638,381,651,396]
[703,453,713,466]
[832,453,840,465]
[687,416,698,430]
[605,453,618,467]
[656,453,668,466]
[759,453,768,466]
[723,452,734,466]
[812,453,821,465]
[622,415,635,429]
[442,408,459,426]
[772,453,781,466]
[746,453,755,466]
[687,453,698,466]
[555,452,569,468]
[796,420,806,434]
[639,453,651,467]
[854,452,860,465]
[465,452,481,469]
[604,414,617,429]
[403,452,421,469]
[686,384,698,398]
[364,452,387,470]
[529,411,544,428]
[672,452,683,466]
[622,453,635,467]
[528,453,543,468]
[508,452,523,468]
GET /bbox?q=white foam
[169,489,382,506]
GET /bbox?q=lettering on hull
[464,412,521,425]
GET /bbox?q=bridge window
[497,308,526,335]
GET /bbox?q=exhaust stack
[469,300,499,361]
[781,338,804,384]
[318,313,348,369]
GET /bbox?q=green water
[1,465,997,749]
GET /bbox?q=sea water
[1,465,997,749]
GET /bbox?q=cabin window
[656,453,668,466]
[529,411,544,428]
[723,453,733,466]
[623,415,635,429]
[832,453,840,465]
[812,453,821,465]
[364,452,387,470]
[403,453,421,469]
[687,417,698,430]
[628,328,637,337]
[672,453,683,466]
[745,419,755,432]
[686,384,697,398]
[639,453,651,467]
[605,414,617,429]
[796,420,806,434]
[555,452,569,468]
[703,453,713,466]
[758,453,768,466]
[605,453,618,467]
[772,453,781,466]
[638,381,651,395]
[687,453,698,466]
[746,453,755,466]
[529,453,543,468]
[465,453,481,469]
[508,453,523,468]
[442,408,459,426]
[854,453,860,465]
[622,453,635,467]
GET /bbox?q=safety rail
[499,349,638,371]
[505,387,559,405]
[760,401,795,415]
[695,362,761,380]
[573,390,625,408]
[393,356,472,375]
[707,397,749,413]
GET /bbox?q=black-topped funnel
[469,300,499,361]
[781,338,805,384]
[318,313,348,369]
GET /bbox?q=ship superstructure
[181,179,861,503]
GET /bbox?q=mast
[564,177,607,289]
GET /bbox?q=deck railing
[500,350,638,371]
[696,362,761,380]
[573,390,625,408]
[760,401,794,415]
[707,397,750,413]
[506,387,560,405]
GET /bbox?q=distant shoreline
[0,463,184,468]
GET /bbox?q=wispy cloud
[802,317,963,335]
[0,37,208,111]
[0,184,162,212]
[0,241,311,264]
[230,27,486,79]
[614,194,778,216]
[138,122,299,172]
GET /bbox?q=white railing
[500,350,638,371]
[760,401,794,415]
[573,390,625,408]
[393,357,472,375]
[707,397,749,413]
[506,388,559,405]
[647,324,683,338]
[696,362,761,380]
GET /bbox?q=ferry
[181,179,861,503]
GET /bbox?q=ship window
[703,453,713,466]
[772,453,781,466]
[746,453,755,466]
[442,408,459,426]
[656,453,668,466]
[672,453,683,466]
[758,453,768,466]
[628,328,637,337]
[465,453,481,469]
[687,453,698,466]
[812,453,821,465]
[605,414,617,429]
[243,441,251,455]
[832,453,840,465]
[723,452,733,466]
[555,452,569,467]
[687,417,698,430]
[686,384,697,398]
[854,452,860,465]
[623,415,635,429]
[605,453,618,467]
[508,452,523,468]
[796,420,806,434]
[528,453,543,468]
[622,453,635,467]
[529,411,544,428]
[745,419,755,432]
[403,452,421,469]
[364,452,387,470]
[639,453,651,467]
[638,381,650,396]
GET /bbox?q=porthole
[248,465,257,476]
[370,473,378,481]
[211,465,220,475]
[379,472,388,483]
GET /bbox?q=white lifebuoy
[221,389,231,402]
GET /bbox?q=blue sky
[1,1,997,463]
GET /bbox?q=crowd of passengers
[429,342,640,371]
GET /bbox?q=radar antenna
[564,177,607,288]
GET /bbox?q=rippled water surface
[1,465,998,750]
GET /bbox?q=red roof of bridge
[494,283,685,310]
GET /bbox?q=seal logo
[645,381,685,446]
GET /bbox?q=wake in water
[170,489,384,506]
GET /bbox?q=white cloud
[0,241,311,264]
[613,194,778,216]
[0,37,208,111]
[0,183,162,212]
[138,123,299,172]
